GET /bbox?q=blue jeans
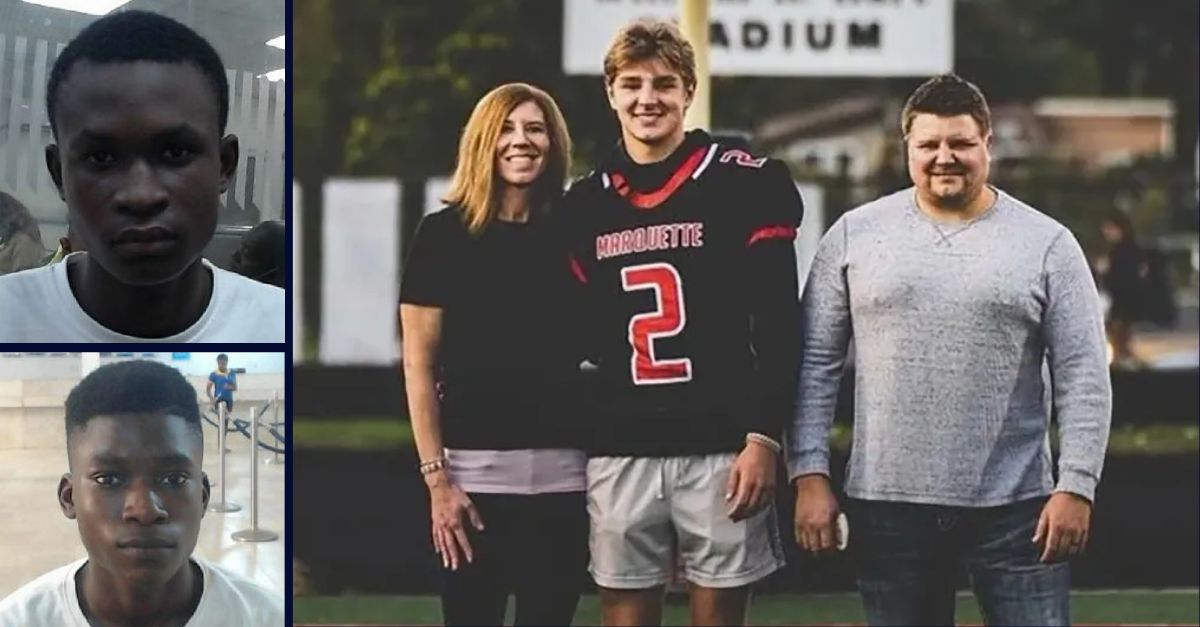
[847,496,1070,626]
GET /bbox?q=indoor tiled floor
[0,416,286,598]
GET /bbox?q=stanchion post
[265,391,282,465]
[209,402,241,513]
[233,406,278,542]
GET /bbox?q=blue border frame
[283,0,295,622]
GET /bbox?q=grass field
[294,419,1198,625]
[294,417,1200,455]
[293,590,1200,625]
[294,417,413,450]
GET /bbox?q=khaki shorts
[586,453,785,589]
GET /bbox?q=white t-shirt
[0,253,284,342]
[0,557,284,627]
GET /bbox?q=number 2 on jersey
[621,262,692,385]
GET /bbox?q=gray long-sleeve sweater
[788,187,1112,506]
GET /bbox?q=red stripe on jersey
[609,146,708,210]
[610,172,631,197]
[568,255,588,284]
[747,225,796,246]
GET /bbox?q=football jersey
[563,130,803,456]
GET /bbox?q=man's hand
[794,474,840,555]
[726,440,778,522]
[1033,492,1092,563]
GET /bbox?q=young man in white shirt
[0,10,284,342]
[0,359,284,627]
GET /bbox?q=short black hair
[65,360,201,441]
[901,73,991,138]
[46,10,230,138]
[217,354,228,361]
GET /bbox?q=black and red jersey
[563,130,804,457]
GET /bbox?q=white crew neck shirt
[0,252,284,342]
[0,557,284,627]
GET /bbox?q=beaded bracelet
[418,457,447,475]
[746,432,782,454]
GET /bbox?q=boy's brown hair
[603,18,696,93]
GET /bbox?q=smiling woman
[398,82,590,626]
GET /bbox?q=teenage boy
[0,10,284,342]
[562,18,804,626]
[0,359,284,626]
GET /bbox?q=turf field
[293,589,1200,625]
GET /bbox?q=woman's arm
[399,303,447,469]
[399,302,482,570]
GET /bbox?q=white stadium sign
[563,0,953,77]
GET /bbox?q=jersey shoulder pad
[709,150,802,225]
[710,145,772,171]
[705,146,791,185]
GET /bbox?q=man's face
[607,58,692,149]
[494,100,551,188]
[46,60,238,286]
[216,357,228,370]
[906,113,991,210]
[60,413,209,586]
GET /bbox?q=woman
[1097,212,1145,368]
[398,83,585,626]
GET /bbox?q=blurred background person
[0,192,45,276]
[206,353,238,417]
[398,83,586,626]
[231,220,285,288]
[1097,212,1147,368]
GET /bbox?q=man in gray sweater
[789,74,1111,626]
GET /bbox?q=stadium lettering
[596,222,705,260]
[709,19,883,52]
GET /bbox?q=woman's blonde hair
[443,83,572,234]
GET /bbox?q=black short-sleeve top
[399,206,579,450]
